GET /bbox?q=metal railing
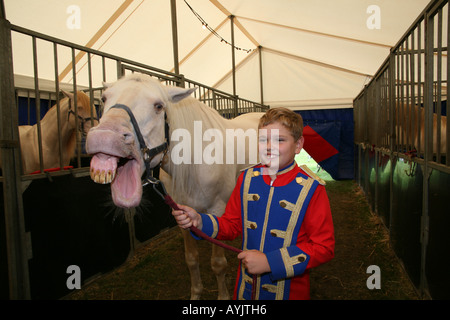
[353,0,450,299]
[5,24,268,179]
[354,0,449,171]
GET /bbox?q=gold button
[252,194,259,201]
[298,255,306,263]
[280,201,286,208]
[250,224,256,229]
[253,171,260,177]
[296,177,303,184]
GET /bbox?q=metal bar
[100,56,105,84]
[53,42,63,170]
[410,29,416,153]
[405,37,411,151]
[258,46,264,105]
[436,8,442,162]
[418,21,423,155]
[32,36,44,172]
[26,90,30,125]
[447,2,450,166]
[421,8,435,299]
[0,13,31,299]
[87,52,95,129]
[388,49,396,236]
[170,0,180,76]
[71,47,81,168]
[395,51,400,152]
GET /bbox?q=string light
[184,0,253,53]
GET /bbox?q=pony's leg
[211,244,230,300]
[181,228,203,300]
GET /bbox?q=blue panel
[296,109,354,180]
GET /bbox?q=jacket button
[298,255,306,263]
[252,194,259,201]
[250,224,256,229]
[280,201,286,208]
[270,231,277,237]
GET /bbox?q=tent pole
[230,15,236,96]
[0,2,31,299]
[170,0,180,78]
[230,15,237,116]
[258,46,264,105]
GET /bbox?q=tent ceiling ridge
[263,47,372,78]
[236,16,392,49]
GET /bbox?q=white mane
[164,95,231,201]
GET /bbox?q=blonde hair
[258,107,304,141]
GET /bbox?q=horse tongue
[111,158,142,208]
[90,154,118,184]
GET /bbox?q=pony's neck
[40,98,77,158]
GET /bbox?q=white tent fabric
[4,0,431,110]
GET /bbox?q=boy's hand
[172,204,202,230]
[237,250,271,275]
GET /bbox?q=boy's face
[258,122,304,174]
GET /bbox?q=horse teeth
[106,170,115,184]
[89,168,116,184]
[94,169,100,183]
[100,170,106,184]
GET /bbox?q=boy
[172,107,335,300]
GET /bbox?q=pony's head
[86,74,195,208]
[61,90,99,135]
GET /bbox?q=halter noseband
[109,104,169,186]
[67,97,99,136]
[68,110,98,135]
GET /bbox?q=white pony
[86,74,263,299]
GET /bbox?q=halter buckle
[142,175,159,187]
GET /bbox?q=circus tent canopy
[4,0,430,110]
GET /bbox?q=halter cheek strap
[67,97,99,135]
[109,104,169,185]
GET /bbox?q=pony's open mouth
[90,153,142,208]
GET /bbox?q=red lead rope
[161,191,257,300]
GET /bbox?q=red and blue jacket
[195,161,335,300]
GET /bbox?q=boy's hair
[258,107,304,141]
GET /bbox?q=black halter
[68,109,99,136]
[67,98,99,136]
[109,104,169,186]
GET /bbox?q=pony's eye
[101,95,107,103]
[154,103,164,112]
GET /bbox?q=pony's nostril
[123,132,134,144]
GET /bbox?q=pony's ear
[102,81,113,88]
[61,90,73,99]
[167,86,197,103]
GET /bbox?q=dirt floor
[66,176,419,301]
